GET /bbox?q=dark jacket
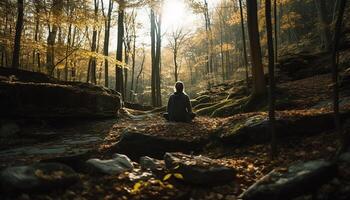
[167,92,192,122]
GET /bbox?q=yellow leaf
[163,174,172,181]
[173,173,184,180]
[166,184,174,189]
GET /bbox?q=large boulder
[111,129,207,160]
[220,112,345,146]
[0,68,121,118]
[86,154,134,175]
[0,162,79,193]
[164,152,236,185]
[239,160,336,200]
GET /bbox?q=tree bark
[116,1,125,97]
[12,0,24,69]
[266,0,277,159]
[238,0,249,89]
[246,0,266,97]
[102,0,113,87]
[314,0,332,51]
[46,0,63,75]
[332,0,347,155]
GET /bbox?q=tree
[238,0,249,89]
[87,0,99,84]
[331,0,347,155]
[314,0,331,51]
[129,10,137,100]
[169,28,188,82]
[12,0,24,68]
[150,3,162,107]
[46,0,63,75]
[116,0,125,97]
[266,0,277,159]
[246,0,266,98]
[101,0,114,87]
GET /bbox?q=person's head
[174,81,184,93]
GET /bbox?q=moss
[211,97,249,117]
[194,102,217,110]
[196,100,233,116]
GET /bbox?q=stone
[220,112,342,146]
[40,151,91,172]
[0,121,20,138]
[164,152,236,185]
[195,95,211,104]
[111,129,206,160]
[0,68,121,118]
[0,162,78,193]
[139,156,164,171]
[128,170,154,182]
[86,154,133,175]
[239,160,337,200]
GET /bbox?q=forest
[0,0,350,199]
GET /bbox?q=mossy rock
[195,95,211,104]
[191,99,199,107]
[196,100,233,116]
[194,102,217,110]
[211,97,249,117]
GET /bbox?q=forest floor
[1,72,350,200]
[2,48,350,199]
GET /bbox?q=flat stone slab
[0,162,78,193]
[111,129,207,160]
[164,152,236,185]
[239,160,337,200]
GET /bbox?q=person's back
[164,81,196,122]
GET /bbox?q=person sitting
[163,81,196,122]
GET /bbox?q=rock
[0,162,78,193]
[239,160,337,200]
[220,112,344,146]
[195,95,211,104]
[139,156,164,171]
[128,170,154,182]
[111,129,206,160]
[0,121,20,138]
[124,102,153,111]
[338,152,350,181]
[86,154,133,175]
[0,68,121,118]
[164,152,236,185]
[40,151,91,172]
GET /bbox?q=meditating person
[163,81,196,122]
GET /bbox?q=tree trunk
[246,0,266,97]
[266,0,277,159]
[102,0,113,88]
[130,13,136,100]
[115,2,125,97]
[64,23,72,81]
[12,0,24,69]
[46,0,62,75]
[274,0,278,63]
[151,9,157,106]
[332,0,347,155]
[239,0,249,89]
[135,52,145,99]
[314,0,332,51]
[155,13,162,106]
[174,46,178,82]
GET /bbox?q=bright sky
[108,0,220,51]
